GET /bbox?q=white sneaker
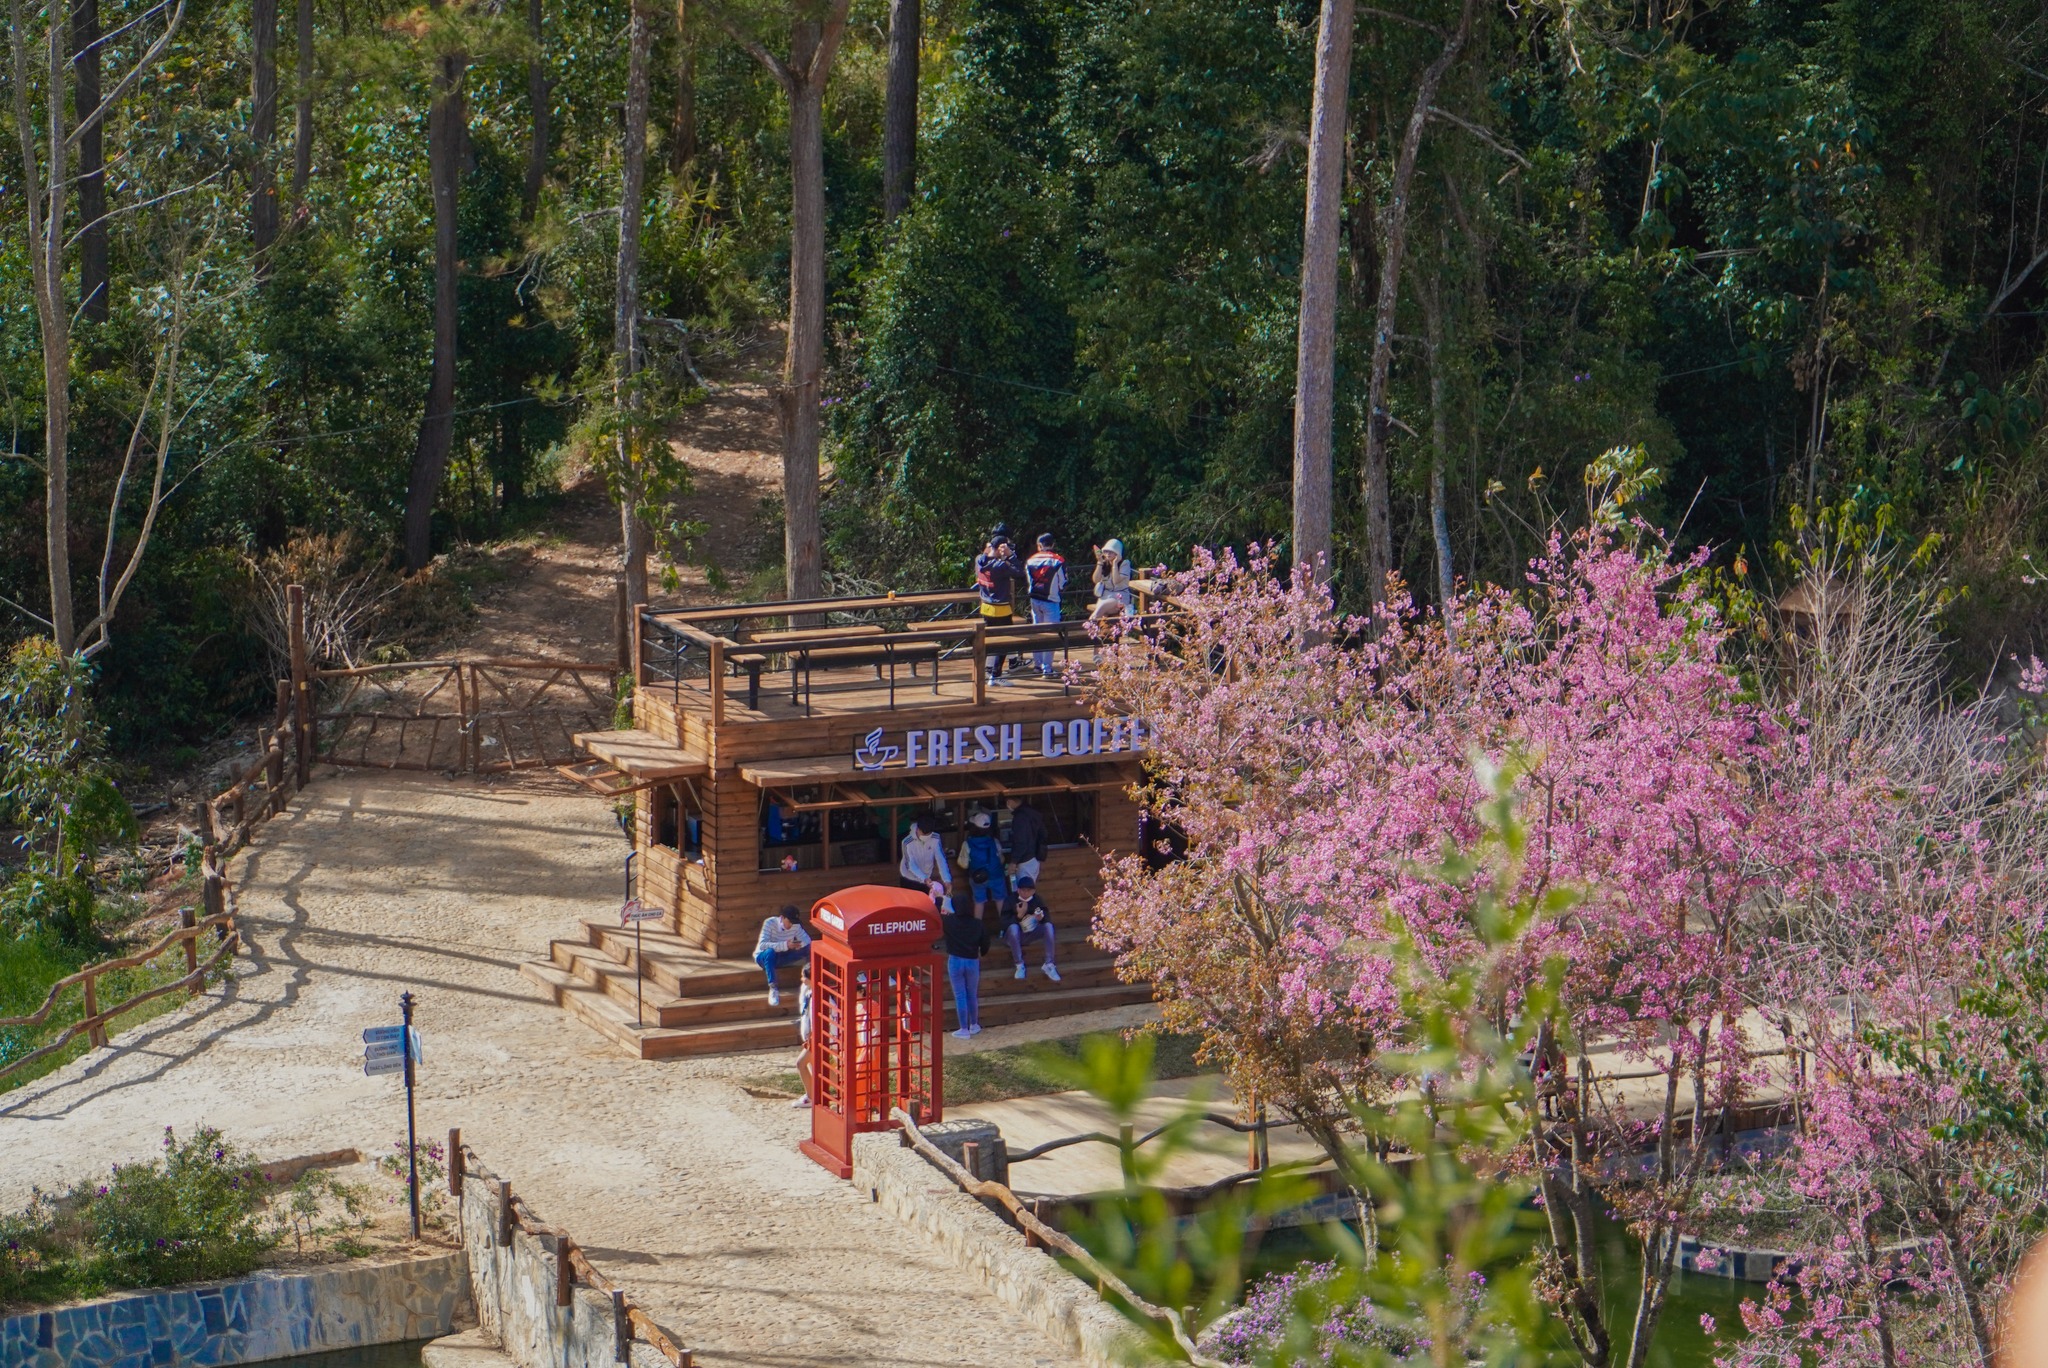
[966,1024,983,1036]
[952,1028,973,1040]
[1013,964,1027,980]
[768,985,781,1007]
[790,1095,810,1108]
[1042,964,1062,982]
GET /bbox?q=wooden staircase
[520,920,1153,1059]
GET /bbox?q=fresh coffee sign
[851,716,1150,772]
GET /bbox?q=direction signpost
[619,850,660,1027]
[362,994,423,1239]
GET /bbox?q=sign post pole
[401,990,420,1240]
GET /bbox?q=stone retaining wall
[0,1250,468,1368]
[851,1131,1140,1368]
[458,1174,663,1368]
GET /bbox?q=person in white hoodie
[897,817,952,893]
[1090,538,1134,620]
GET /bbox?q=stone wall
[458,1174,664,1368]
[851,1131,1140,1368]
[0,1251,468,1368]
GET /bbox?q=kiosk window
[651,784,702,857]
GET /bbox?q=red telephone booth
[800,885,946,1178]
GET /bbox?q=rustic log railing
[451,1133,692,1367]
[312,658,617,773]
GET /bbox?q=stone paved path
[0,771,1070,1368]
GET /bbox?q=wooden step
[520,961,802,1059]
[547,940,773,1028]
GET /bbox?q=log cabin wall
[632,687,1138,958]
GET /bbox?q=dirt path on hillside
[0,772,1072,1367]
[442,373,784,665]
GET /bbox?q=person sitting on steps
[897,817,951,893]
[999,876,1060,982]
[753,905,811,1007]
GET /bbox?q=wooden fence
[0,585,625,1087]
[452,1132,692,1366]
[312,658,616,773]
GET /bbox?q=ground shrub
[0,1127,278,1308]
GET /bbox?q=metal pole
[626,850,641,1028]
[402,990,420,1240]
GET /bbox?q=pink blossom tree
[1089,530,1889,1368]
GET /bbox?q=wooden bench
[726,625,943,712]
[726,625,882,710]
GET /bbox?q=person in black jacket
[1005,795,1049,885]
[934,901,991,1039]
[999,876,1060,982]
[974,537,1026,683]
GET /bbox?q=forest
[4,0,2048,748]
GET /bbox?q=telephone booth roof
[811,885,940,956]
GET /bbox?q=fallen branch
[890,1107,1225,1367]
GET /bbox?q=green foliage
[0,1127,278,1307]
[0,641,134,942]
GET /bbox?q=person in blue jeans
[959,810,1009,919]
[1024,533,1067,676]
[753,905,811,1007]
[935,901,990,1039]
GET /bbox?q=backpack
[1026,552,1065,601]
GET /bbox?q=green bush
[0,1127,279,1307]
[80,1127,277,1289]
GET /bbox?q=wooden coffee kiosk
[528,589,1154,1057]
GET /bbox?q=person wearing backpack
[1024,533,1067,677]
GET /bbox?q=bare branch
[1428,105,1533,169]
[692,0,793,91]
[65,0,185,153]
[1358,5,1446,38]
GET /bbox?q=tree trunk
[1359,0,1472,603]
[71,0,107,324]
[252,0,279,254]
[1289,0,1352,584]
[403,38,466,573]
[616,0,652,608]
[17,12,78,650]
[669,0,695,173]
[520,0,548,220]
[782,22,827,601]
[880,0,919,221]
[292,0,313,199]
[1420,274,1454,611]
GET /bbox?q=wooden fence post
[612,1288,631,1362]
[288,584,311,787]
[81,973,107,1048]
[630,601,646,689]
[200,806,226,919]
[972,619,987,705]
[556,1236,576,1307]
[448,1129,464,1195]
[615,579,631,675]
[495,1180,514,1246]
[181,907,199,984]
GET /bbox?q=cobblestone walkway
[0,771,1070,1368]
